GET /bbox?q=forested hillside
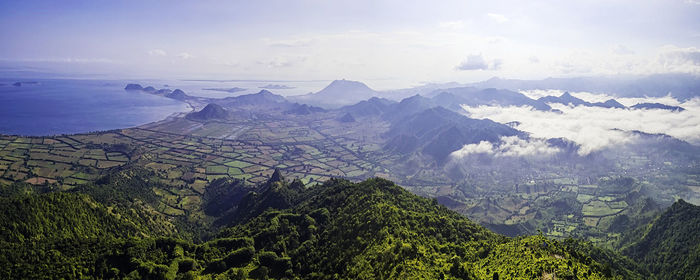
[621,199,700,279]
[0,173,647,279]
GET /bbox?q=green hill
[622,199,700,279]
[0,175,647,279]
[0,192,142,244]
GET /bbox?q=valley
[1,83,698,250]
[3,1,699,278]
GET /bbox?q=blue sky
[1,0,699,88]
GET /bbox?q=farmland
[1,104,698,247]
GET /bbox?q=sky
[1,0,699,89]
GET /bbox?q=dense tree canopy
[0,174,649,279]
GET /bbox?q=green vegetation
[0,94,698,279]
[0,175,646,279]
[620,200,700,280]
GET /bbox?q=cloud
[529,56,540,63]
[456,54,502,71]
[176,52,193,59]
[487,13,509,23]
[520,89,683,107]
[266,38,314,48]
[257,56,307,68]
[450,136,560,158]
[658,46,700,73]
[461,94,700,155]
[492,59,503,70]
[451,140,494,156]
[148,49,167,56]
[612,44,634,55]
[557,61,592,74]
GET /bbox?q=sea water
[0,79,190,136]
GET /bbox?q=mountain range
[468,73,700,101]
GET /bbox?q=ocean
[0,79,191,136]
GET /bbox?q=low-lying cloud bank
[450,136,561,158]
[519,89,684,107]
[460,92,700,156]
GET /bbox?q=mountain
[289,79,380,108]
[338,97,396,117]
[431,91,470,112]
[622,200,700,279]
[384,106,524,162]
[187,103,229,120]
[124,83,143,91]
[225,89,289,107]
[538,92,590,106]
[143,86,157,93]
[538,93,629,109]
[165,89,188,100]
[0,192,144,243]
[154,88,172,95]
[338,112,356,123]
[383,81,465,100]
[592,99,627,109]
[11,81,40,87]
[202,178,251,217]
[469,73,700,100]
[432,87,552,111]
[382,94,436,122]
[283,103,326,115]
[630,102,685,112]
[0,175,647,279]
[203,87,247,93]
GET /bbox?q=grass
[205,165,228,175]
[582,200,622,217]
[224,160,252,169]
[576,194,594,203]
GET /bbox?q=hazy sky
[1,0,699,88]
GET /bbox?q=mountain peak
[323,79,374,91]
[187,103,228,120]
[289,79,379,108]
[257,89,274,95]
[268,168,284,184]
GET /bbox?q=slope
[622,199,700,279]
[0,175,647,279]
[384,106,524,162]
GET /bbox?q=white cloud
[177,52,193,59]
[612,44,634,55]
[451,140,494,156]
[265,38,315,48]
[557,61,592,74]
[519,89,683,107]
[450,136,560,158]
[257,56,308,68]
[461,94,700,155]
[456,54,502,71]
[487,13,509,23]
[657,45,700,73]
[148,49,167,56]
